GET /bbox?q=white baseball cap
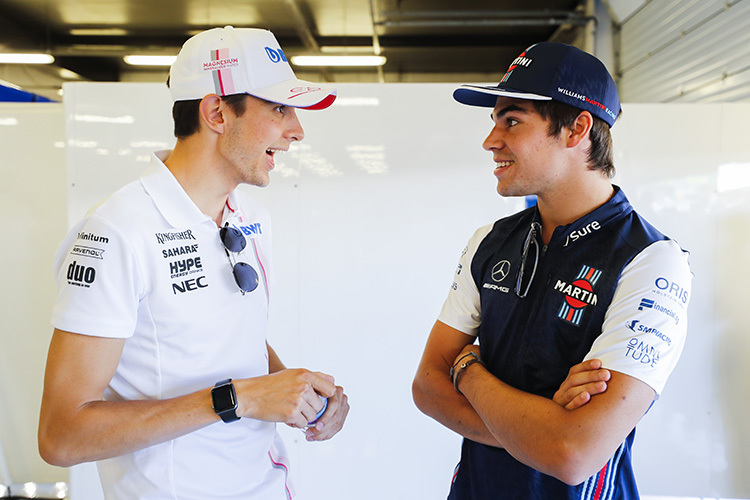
[169,26,337,110]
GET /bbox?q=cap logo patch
[265,47,287,63]
[207,48,237,95]
[289,86,321,99]
[501,51,531,83]
[557,87,617,121]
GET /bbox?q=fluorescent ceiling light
[0,53,55,64]
[123,55,177,66]
[291,55,386,67]
[70,28,128,36]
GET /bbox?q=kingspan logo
[553,265,601,326]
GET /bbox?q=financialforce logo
[553,265,601,326]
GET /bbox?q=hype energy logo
[553,265,601,326]
[207,48,239,95]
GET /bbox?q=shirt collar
[551,185,633,249]
[140,150,214,229]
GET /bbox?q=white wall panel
[619,0,750,103]
[0,103,67,487]
[3,84,749,499]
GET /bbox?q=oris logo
[654,277,689,304]
[67,260,96,288]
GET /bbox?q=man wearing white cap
[413,42,692,499]
[39,27,348,500]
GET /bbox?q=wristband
[449,352,476,380]
[452,351,483,394]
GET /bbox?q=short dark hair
[530,100,618,178]
[172,94,249,139]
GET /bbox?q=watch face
[212,384,237,411]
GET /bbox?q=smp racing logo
[553,265,601,326]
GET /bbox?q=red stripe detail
[585,267,595,280]
[268,452,293,500]
[592,463,607,500]
[566,308,575,321]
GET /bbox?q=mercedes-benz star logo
[491,260,511,282]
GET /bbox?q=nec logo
[172,276,208,294]
[265,47,287,63]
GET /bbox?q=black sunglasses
[219,224,260,294]
[514,222,542,298]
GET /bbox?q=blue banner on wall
[0,84,55,102]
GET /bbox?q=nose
[286,108,305,142]
[482,124,504,152]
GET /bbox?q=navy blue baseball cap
[453,42,621,127]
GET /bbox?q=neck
[164,138,236,227]
[536,175,614,244]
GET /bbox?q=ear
[566,110,594,148]
[198,94,226,134]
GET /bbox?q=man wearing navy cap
[39,27,348,500]
[413,42,692,499]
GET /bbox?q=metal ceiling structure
[0,0,592,94]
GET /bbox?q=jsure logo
[553,265,602,326]
[564,221,601,247]
[654,277,689,305]
[67,260,96,288]
[265,47,287,63]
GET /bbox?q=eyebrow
[491,104,529,120]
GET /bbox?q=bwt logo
[265,47,287,63]
[655,277,689,304]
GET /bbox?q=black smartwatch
[211,378,240,423]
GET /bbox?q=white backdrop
[2,83,747,499]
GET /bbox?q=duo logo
[554,265,602,326]
[265,47,287,63]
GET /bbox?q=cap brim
[249,78,337,110]
[453,84,552,107]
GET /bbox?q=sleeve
[584,239,692,397]
[51,214,144,338]
[437,224,494,336]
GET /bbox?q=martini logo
[553,265,601,326]
[501,49,532,83]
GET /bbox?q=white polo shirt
[52,151,293,500]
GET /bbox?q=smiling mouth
[495,160,513,168]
